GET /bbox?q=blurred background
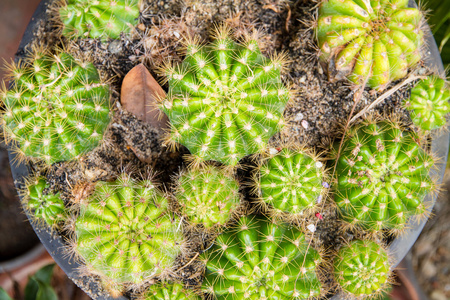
[0,0,448,299]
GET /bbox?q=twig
[176,252,199,272]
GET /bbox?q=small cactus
[160,26,289,166]
[403,76,450,131]
[174,165,241,229]
[201,215,323,299]
[334,119,435,233]
[316,0,424,89]
[253,148,328,219]
[1,51,110,165]
[334,240,391,298]
[143,282,200,300]
[59,0,140,40]
[24,177,65,227]
[72,174,184,292]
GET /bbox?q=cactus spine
[143,282,200,300]
[160,26,289,166]
[1,51,111,165]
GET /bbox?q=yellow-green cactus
[143,283,200,300]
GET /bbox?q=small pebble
[299,76,306,83]
[137,23,146,31]
[269,148,278,155]
[315,161,323,168]
[108,40,123,54]
[301,120,309,129]
[316,195,322,204]
[322,182,330,188]
[307,224,316,232]
[294,112,304,121]
[173,31,180,38]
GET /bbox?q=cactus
[316,0,424,89]
[333,119,435,233]
[24,177,65,227]
[160,26,289,166]
[334,240,391,298]
[254,148,327,219]
[1,51,111,165]
[403,76,450,131]
[58,0,140,40]
[143,282,200,300]
[72,174,184,292]
[201,215,323,299]
[174,165,241,229]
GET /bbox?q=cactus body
[256,148,327,218]
[25,177,65,227]
[316,0,424,89]
[144,283,200,300]
[1,52,110,165]
[59,0,140,40]
[161,28,289,166]
[202,215,323,299]
[403,76,450,131]
[334,240,390,297]
[334,120,435,233]
[175,166,241,229]
[74,174,183,286]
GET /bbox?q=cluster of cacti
[201,215,323,299]
[403,76,450,131]
[73,174,184,290]
[58,0,140,40]
[1,51,111,165]
[334,240,391,298]
[160,27,289,166]
[316,0,424,89]
[143,282,200,300]
[24,177,65,227]
[333,119,435,233]
[174,165,241,229]
[253,148,327,219]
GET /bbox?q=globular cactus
[160,26,289,166]
[333,119,435,233]
[253,148,328,219]
[24,177,65,227]
[1,51,110,165]
[403,76,450,131]
[201,215,323,299]
[316,0,424,89]
[334,240,391,298]
[72,174,184,293]
[58,0,140,40]
[142,282,200,300]
[174,165,241,229]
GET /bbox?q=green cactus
[174,165,241,229]
[254,148,327,219]
[333,119,435,233]
[403,76,450,131]
[73,174,184,290]
[143,282,200,300]
[160,26,289,166]
[316,0,424,89]
[59,0,140,40]
[201,215,323,299]
[1,51,110,165]
[334,240,391,298]
[24,177,65,227]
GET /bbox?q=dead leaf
[120,64,169,130]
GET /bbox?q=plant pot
[6,0,449,299]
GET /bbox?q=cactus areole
[1,52,110,165]
[316,0,424,89]
[202,215,322,299]
[334,120,435,233]
[161,28,289,166]
[144,283,200,300]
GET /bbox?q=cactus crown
[254,148,327,219]
[58,0,140,40]
[333,119,435,233]
[174,165,241,229]
[24,177,65,227]
[403,76,450,131]
[1,51,111,165]
[316,0,424,89]
[143,282,200,300]
[73,174,184,289]
[334,240,391,298]
[202,215,323,299]
[160,26,290,166]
